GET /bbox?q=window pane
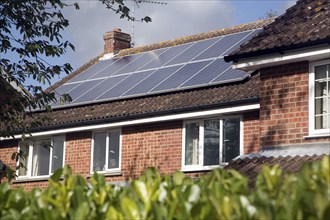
[108,131,120,169]
[315,65,327,79]
[315,98,330,129]
[315,81,326,97]
[93,132,106,171]
[19,142,29,176]
[222,118,240,162]
[52,136,64,173]
[204,120,219,166]
[185,122,200,165]
[32,140,50,176]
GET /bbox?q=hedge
[0,156,329,219]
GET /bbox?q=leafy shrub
[0,156,329,219]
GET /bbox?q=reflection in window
[183,117,241,169]
[185,122,200,165]
[18,136,65,177]
[92,130,121,172]
[314,64,330,129]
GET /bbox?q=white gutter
[233,45,330,71]
[1,103,259,140]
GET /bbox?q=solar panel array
[52,29,260,107]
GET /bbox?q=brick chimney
[103,28,131,54]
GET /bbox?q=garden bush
[0,156,329,219]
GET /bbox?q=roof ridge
[117,19,273,57]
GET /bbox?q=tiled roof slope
[48,19,272,92]
[27,72,260,131]
[225,0,330,61]
[224,154,326,188]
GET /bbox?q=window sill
[304,133,330,139]
[181,164,226,173]
[13,176,50,183]
[87,170,122,178]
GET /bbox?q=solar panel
[151,60,212,92]
[124,65,183,96]
[52,28,261,108]
[74,75,128,103]
[114,48,167,75]
[211,68,248,83]
[139,43,193,70]
[181,59,231,87]
[68,59,115,83]
[97,70,155,100]
[193,31,252,61]
[91,53,143,79]
[166,37,220,65]
[67,79,104,101]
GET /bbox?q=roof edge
[224,37,330,62]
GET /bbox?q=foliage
[0,0,149,139]
[102,0,152,23]
[0,0,78,138]
[0,156,329,219]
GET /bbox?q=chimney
[103,28,131,55]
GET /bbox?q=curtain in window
[185,122,200,165]
[52,136,64,173]
[93,132,106,171]
[19,142,29,176]
[108,131,120,169]
[32,140,50,176]
[222,118,240,162]
[315,64,330,129]
[204,120,220,166]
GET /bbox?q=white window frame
[90,128,122,174]
[309,59,330,136]
[182,115,243,171]
[16,135,66,178]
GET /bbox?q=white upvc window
[309,60,330,136]
[17,136,65,178]
[182,116,243,171]
[91,129,121,173]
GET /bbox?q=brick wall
[0,140,18,176]
[243,111,260,153]
[105,120,183,182]
[65,131,92,177]
[259,61,330,147]
[4,113,263,189]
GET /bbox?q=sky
[60,0,296,72]
[4,0,297,87]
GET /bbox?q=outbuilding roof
[224,154,326,188]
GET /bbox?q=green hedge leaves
[0,156,329,219]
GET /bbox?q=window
[91,130,121,173]
[17,136,65,177]
[309,60,330,135]
[182,116,242,170]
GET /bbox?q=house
[0,0,329,190]
[222,0,330,181]
[224,0,330,151]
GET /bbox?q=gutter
[3,97,259,139]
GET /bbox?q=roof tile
[226,0,330,60]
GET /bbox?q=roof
[26,72,260,132]
[49,19,272,93]
[225,0,330,62]
[224,154,326,188]
[19,20,274,131]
